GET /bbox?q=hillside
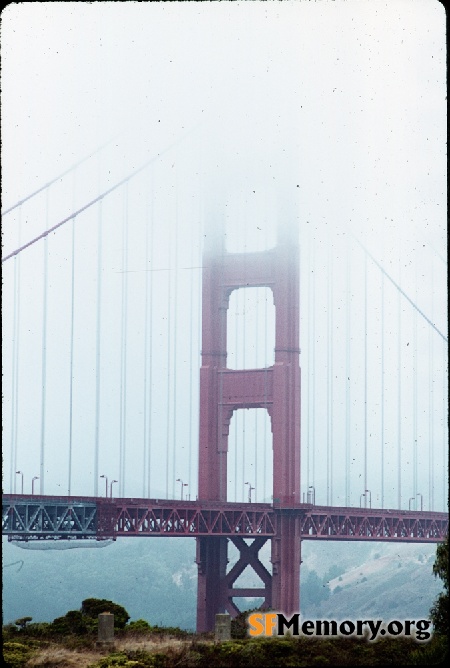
[2,537,442,629]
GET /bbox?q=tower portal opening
[227,407,273,503]
[227,287,275,370]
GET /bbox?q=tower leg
[271,513,301,615]
[196,537,228,633]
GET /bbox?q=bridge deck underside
[2,496,448,543]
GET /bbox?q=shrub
[81,598,130,629]
[51,610,88,636]
[3,641,34,668]
[127,619,152,633]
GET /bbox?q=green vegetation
[3,582,449,668]
[429,534,449,637]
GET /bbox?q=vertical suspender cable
[254,285,259,501]
[264,274,268,502]
[330,245,334,505]
[397,262,402,509]
[413,263,418,502]
[326,241,331,505]
[143,168,154,497]
[364,250,368,507]
[380,262,385,507]
[443,337,447,510]
[218,189,226,502]
[40,188,49,494]
[242,220,247,502]
[165,180,172,500]
[234,290,239,501]
[307,230,312,497]
[119,183,129,497]
[68,172,77,496]
[11,208,21,492]
[187,161,198,496]
[94,201,103,496]
[345,234,351,506]
[428,266,434,510]
[172,164,179,498]
[311,238,316,500]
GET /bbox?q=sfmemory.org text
[247,614,432,641]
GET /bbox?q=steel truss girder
[2,498,97,540]
[2,496,448,543]
[301,507,449,541]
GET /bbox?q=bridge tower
[196,182,301,632]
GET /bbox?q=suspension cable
[172,162,179,499]
[94,201,103,497]
[381,258,385,507]
[397,261,402,509]
[2,126,200,264]
[165,191,172,500]
[353,236,447,342]
[413,262,418,505]
[119,184,129,498]
[429,267,434,510]
[11,208,21,492]
[39,189,49,494]
[364,251,368,507]
[345,234,351,506]
[326,242,332,505]
[1,135,120,216]
[143,167,154,497]
[68,170,77,496]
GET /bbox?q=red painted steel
[196,211,301,630]
[3,495,448,542]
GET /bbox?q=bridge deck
[2,495,448,543]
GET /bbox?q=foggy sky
[2,2,447,509]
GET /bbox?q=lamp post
[16,471,24,495]
[416,493,423,511]
[32,476,39,495]
[110,480,118,498]
[365,489,371,509]
[245,482,255,503]
[308,485,315,505]
[176,478,188,500]
[409,497,415,510]
[360,492,366,508]
[100,475,108,497]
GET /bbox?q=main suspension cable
[2,126,200,264]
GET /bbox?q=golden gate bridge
[2,126,448,632]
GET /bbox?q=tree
[14,617,32,630]
[429,534,449,635]
[81,598,130,629]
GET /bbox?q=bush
[3,641,34,668]
[51,610,88,636]
[81,598,130,629]
[127,619,152,633]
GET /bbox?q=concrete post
[215,613,231,641]
[96,612,115,648]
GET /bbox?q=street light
[245,482,255,503]
[416,493,423,511]
[360,492,366,508]
[110,480,118,498]
[365,490,371,509]
[32,476,39,495]
[100,475,108,497]
[16,471,24,495]
[308,485,315,505]
[409,497,415,510]
[176,478,188,500]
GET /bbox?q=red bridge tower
[196,197,301,631]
